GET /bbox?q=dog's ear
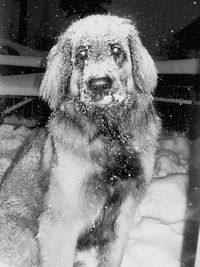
[128,25,157,94]
[39,36,72,110]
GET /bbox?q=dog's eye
[110,45,122,57]
[75,48,88,67]
[76,49,88,62]
[110,44,126,65]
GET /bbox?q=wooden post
[18,0,28,45]
[195,230,200,267]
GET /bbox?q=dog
[0,15,161,267]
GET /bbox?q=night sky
[107,0,200,54]
[0,0,200,55]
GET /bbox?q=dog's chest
[91,130,142,184]
[44,145,105,222]
[76,134,144,252]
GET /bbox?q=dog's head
[40,15,157,111]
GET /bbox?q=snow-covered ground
[0,123,193,266]
[123,134,190,267]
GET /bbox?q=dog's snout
[88,77,112,92]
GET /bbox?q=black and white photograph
[0,0,200,266]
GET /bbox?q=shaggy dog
[0,15,160,267]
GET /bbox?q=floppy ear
[128,25,157,94]
[39,36,72,110]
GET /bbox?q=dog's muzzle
[88,76,112,102]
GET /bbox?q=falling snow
[0,0,200,265]
[0,0,200,55]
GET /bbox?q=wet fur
[0,15,160,267]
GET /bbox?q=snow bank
[3,114,38,128]
[123,173,188,267]
[0,124,190,266]
[123,133,190,267]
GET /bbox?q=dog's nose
[88,77,112,92]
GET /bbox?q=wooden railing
[0,54,200,116]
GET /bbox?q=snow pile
[123,134,190,267]
[123,173,188,267]
[3,114,38,128]
[154,135,190,178]
[0,124,190,266]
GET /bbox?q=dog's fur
[0,15,161,267]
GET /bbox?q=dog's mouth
[91,89,113,103]
[91,91,125,105]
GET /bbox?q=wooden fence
[0,54,200,133]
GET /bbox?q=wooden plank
[158,74,200,86]
[2,97,35,116]
[156,59,200,74]
[155,97,200,106]
[1,56,200,74]
[0,55,46,68]
[0,38,47,57]
[0,73,43,96]
[0,58,199,99]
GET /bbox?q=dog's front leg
[0,217,38,267]
[38,216,84,267]
[103,195,136,267]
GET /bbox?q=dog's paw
[74,249,98,267]
[17,229,39,266]
[73,261,86,267]
[0,227,39,267]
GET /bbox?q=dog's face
[40,15,157,111]
[69,19,134,106]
